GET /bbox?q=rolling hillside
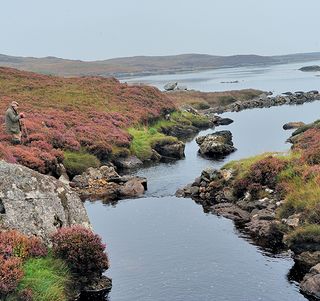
[1,52,320,78]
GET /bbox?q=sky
[1,0,320,61]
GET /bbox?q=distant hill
[1,52,320,78]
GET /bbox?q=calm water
[122,60,320,95]
[86,101,320,301]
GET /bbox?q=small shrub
[190,101,210,110]
[63,151,100,177]
[51,226,109,277]
[0,255,23,295]
[248,156,286,188]
[0,231,47,261]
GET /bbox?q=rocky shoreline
[2,88,320,300]
[203,90,320,114]
[176,119,320,299]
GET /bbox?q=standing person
[5,101,25,144]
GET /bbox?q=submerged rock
[196,130,236,157]
[0,160,90,243]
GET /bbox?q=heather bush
[247,156,287,188]
[0,255,23,295]
[0,67,175,174]
[0,230,47,260]
[51,226,109,277]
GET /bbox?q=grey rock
[196,130,236,157]
[284,213,301,228]
[119,178,145,198]
[295,251,320,271]
[283,121,305,130]
[0,161,90,243]
[113,156,143,170]
[211,203,250,222]
[301,264,320,299]
[164,82,178,91]
[153,140,185,159]
[190,186,200,196]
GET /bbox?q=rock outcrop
[283,121,305,130]
[0,160,90,243]
[203,91,320,114]
[177,167,283,247]
[300,264,320,299]
[113,156,143,170]
[153,140,185,159]
[196,130,236,157]
[71,165,147,202]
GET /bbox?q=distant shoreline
[1,52,320,78]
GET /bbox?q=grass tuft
[16,257,72,301]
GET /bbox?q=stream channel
[86,101,320,301]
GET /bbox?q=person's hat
[11,101,19,107]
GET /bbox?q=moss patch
[63,150,100,177]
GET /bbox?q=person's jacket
[5,106,21,134]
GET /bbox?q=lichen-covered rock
[196,130,236,157]
[0,160,90,243]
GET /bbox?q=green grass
[278,177,320,221]
[222,152,276,180]
[128,127,177,160]
[128,111,208,160]
[285,224,320,247]
[223,151,301,181]
[63,150,100,177]
[15,257,72,301]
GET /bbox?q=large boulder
[113,156,143,170]
[153,140,185,159]
[196,130,236,157]
[164,82,178,91]
[300,264,320,299]
[0,161,90,243]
